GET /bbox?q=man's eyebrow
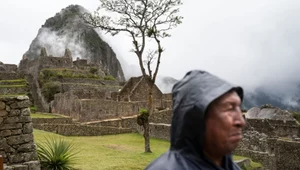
[221,99,241,106]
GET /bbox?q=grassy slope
[33,130,262,170]
[33,130,169,170]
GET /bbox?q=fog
[1,0,300,99]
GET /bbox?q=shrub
[30,106,37,113]
[89,67,98,74]
[137,108,149,126]
[37,137,79,170]
[292,111,300,123]
[40,68,101,82]
[104,75,115,81]
[41,82,61,102]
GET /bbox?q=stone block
[0,130,12,137]
[9,164,28,170]
[21,108,30,116]
[20,116,31,123]
[0,117,3,124]
[0,151,7,163]
[3,117,20,124]
[0,110,8,117]
[6,134,33,145]
[0,101,5,110]
[17,96,29,101]
[17,143,35,152]
[0,139,15,153]
[10,100,31,109]
[24,161,41,170]
[8,152,35,164]
[0,123,22,130]
[6,106,10,112]
[22,123,33,134]
[9,110,20,116]
[11,129,22,135]
[4,164,13,170]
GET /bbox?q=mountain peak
[23,4,125,81]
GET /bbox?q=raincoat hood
[146,70,243,170]
[170,70,243,153]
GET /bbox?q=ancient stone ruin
[0,96,40,170]
[234,105,300,170]
[1,47,300,169]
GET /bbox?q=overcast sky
[1,0,300,93]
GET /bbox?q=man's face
[204,90,246,155]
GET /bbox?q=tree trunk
[143,81,154,153]
[143,121,151,153]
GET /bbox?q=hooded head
[170,70,244,159]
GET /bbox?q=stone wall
[130,77,163,102]
[26,74,49,112]
[61,83,121,93]
[0,72,25,80]
[0,96,40,170]
[38,56,72,69]
[59,78,105,85]
[52,91,163,122]
[83,115,138,130]
[0,86,28,95]
[137,123,171,141]
[149,109,172,124]
[276,139,300,170]
[118,77,140,101]
[233,149,275,170]
[79,100,149,121]
[118,76,163,102]
[162,93,172,100]
[246,118,300,137]
[102,80,122,86]
[19,56,72,74]
[71,89,107,99]
[33,123,135,136]
[0,64,17,72]
[73,59,88,67]
[236,125,300,169]
[32,117,73,124]
[18,58,39,74]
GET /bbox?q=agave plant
[36,137,79,170]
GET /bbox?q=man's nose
[234,109,246,128]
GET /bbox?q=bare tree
[83,0,183,153]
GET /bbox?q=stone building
[118,76,163,102]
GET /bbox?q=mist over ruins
[0,4,300,170]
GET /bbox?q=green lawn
[0,79,27,84]
[31,113,65,118]
[233,155,262,169]
[33,130,262,170]
[33,130,169,170]
[0,84,26,88]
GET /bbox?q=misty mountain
[156,76,178,93]
[23,4,125,81]
[157,76,300,111]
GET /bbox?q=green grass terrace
[33,129,262,170]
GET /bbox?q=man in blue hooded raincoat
[146,70,246,170]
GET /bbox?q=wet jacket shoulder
[145,70,243,170]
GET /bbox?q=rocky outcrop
[23,4,125,81]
